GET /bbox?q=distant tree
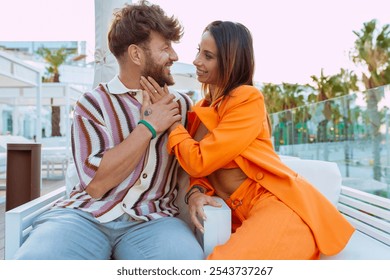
[262,83,307,146]
[261,83,283,113]
[309,68,358,142]
[280,83,306,110]
[309,68,358,102]
[351,19,390,89]
[350,19,390,180]
[36,46,76,137]
[261,83,306,113]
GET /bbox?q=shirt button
[256,172,264,180]
[123,203,127,208]
[142,173,148,179]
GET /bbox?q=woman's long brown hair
[202,21,255,102]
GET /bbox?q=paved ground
[0,178,65,260]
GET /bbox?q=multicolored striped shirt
[54,75,192,223]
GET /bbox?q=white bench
[282,157,390,260]
[5,158,390,259]
[4,165,231,260]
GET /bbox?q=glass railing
[270,84,390,198]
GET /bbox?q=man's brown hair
[108,0,183,58]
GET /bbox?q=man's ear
[127,44,143,66]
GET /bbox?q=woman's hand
[140,76,170,104]
[141,90,181,134]
[141,76,182,134]
[188,192,222,233]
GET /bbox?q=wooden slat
[341,186,390,209]
[343,215,390,246]
[339,195,390,221]
[338,185,390,247]
[338,204,390,233]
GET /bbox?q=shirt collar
[104,75,143,102]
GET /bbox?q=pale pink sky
[1,0,389,84]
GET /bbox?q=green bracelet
[138,120,157,139]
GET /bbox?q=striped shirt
[54,75,192,223]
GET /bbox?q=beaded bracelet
[138,120,157,139]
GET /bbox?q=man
[14,0,203,260]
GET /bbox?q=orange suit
[168,85,354,259]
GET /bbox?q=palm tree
[36,46,76,136]
[350,19,390,180]
[261,83,307,147]
[310,68,358,101]
[328,69,359,142]
[261,83,284,149]
[261,83,283,114]
[309,68,358,163]
[280,83,306,110]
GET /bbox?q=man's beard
[142,55,175,87]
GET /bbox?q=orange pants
[207,178,320,260]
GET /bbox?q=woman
[141,20,354,260]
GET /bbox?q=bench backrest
[281,158,341,206]
[338,185,390,246]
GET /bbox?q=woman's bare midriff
[194,121,247,199]
[207,168,247,200]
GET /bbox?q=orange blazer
[168,85,354,256]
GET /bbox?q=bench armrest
[197,197,231,257]
[5,186,66,260]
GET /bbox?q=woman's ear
[127,44,143,66]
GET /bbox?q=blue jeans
[14,208,204,260]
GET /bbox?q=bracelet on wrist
[184,185,205,204]
[138,119,157,139]
[185,189,199,204]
